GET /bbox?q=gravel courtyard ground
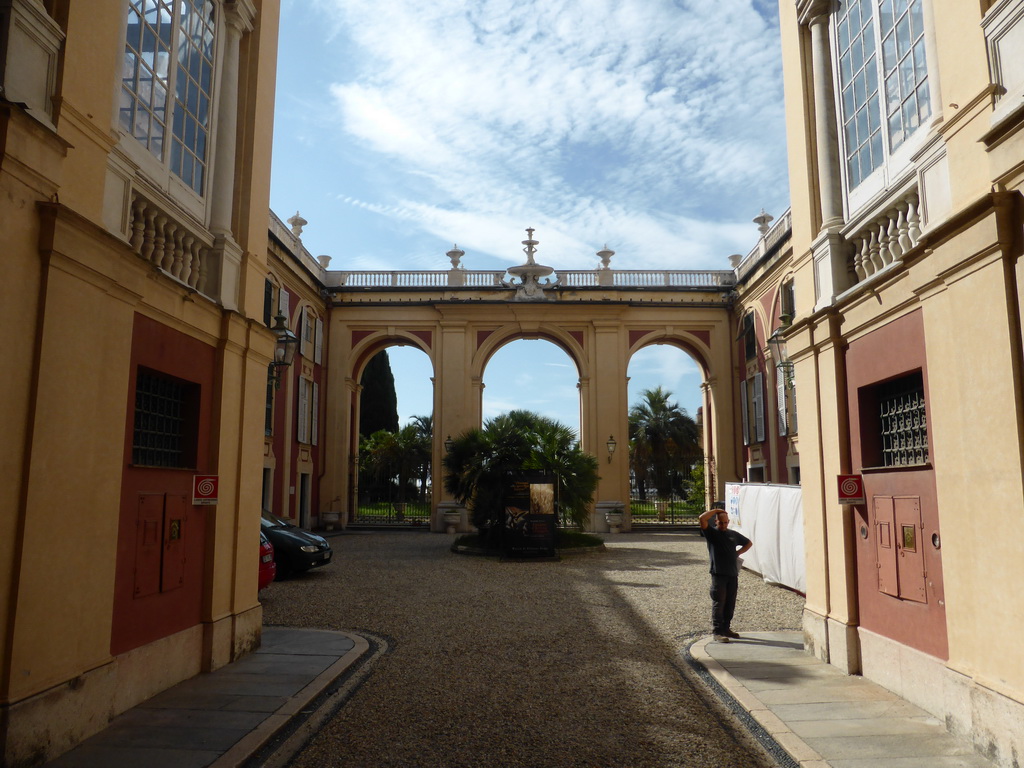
[260,531,804,768]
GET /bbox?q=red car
[259,531,277,590]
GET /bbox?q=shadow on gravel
[264,531,804,768]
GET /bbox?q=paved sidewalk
[691,631,996,768]
[44,628,371,768]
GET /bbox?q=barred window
[132,368,199,468]
[120,0,216,195]
[860,371,928,468]
[879,381,928,467]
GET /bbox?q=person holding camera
[699,502,752,642]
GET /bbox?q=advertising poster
[503,471,557,559]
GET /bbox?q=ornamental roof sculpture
[503,228,560,301]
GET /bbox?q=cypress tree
[359,350,399,437]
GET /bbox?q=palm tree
[443,410,599,544]
[408,414,433,501]
[628,387,701,503]
[360,423,430,507]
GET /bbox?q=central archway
[322,286,740,532]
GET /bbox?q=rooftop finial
[446,244,465,269]
[753,209,773,236]
[287,211,307,237]
[522,228,538,265]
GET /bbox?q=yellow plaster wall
[920,245,1024,700]
[2,0,281,757]
[52,3,122,224]
[9,229,138,699]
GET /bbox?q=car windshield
[261,512,290,528]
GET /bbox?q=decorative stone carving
[504,228,560,300]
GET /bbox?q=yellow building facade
[778,0,1024,762]
[1,1,280,763]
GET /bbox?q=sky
[269,0,790,434]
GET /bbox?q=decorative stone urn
[321,509,340,530]
[604,509,624,533]
[438,501,462,534]
[596,500,627,533]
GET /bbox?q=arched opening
[481,339,582,437]
[355,343,434,526]
[626,343,706,525]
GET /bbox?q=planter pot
[442,510,461,534]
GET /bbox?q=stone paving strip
[41,532,999,768]
[695,631,996,768]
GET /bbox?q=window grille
[879,384,928,466]
[133,369,195,467]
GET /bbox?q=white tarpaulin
[725,483,805,593]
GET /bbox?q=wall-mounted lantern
[606,435,617,463]
[269,310,298,388]
[767,326,794,389]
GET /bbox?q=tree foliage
[359,418,432,504]
[443,410,599,543]
[359,350,398,438]
[628,386,701,501]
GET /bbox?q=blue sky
[270,0,789,434]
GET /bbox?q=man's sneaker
[721,629,741,639]
[713,634,730,643]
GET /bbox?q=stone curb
[211,631,371,768]
[689,636,824,767]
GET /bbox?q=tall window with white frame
[120,0,217,196]
[835,0,931,192]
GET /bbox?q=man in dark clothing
[699,503,752,642]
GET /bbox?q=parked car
[260,511,332,578]
[258,531,276,590]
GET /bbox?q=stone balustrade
[128,191,214,295]
[847,188,922,283]
[329,268,735,289]
[734,209,793,282]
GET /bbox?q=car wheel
[274,556,292,580]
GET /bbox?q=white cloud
[297,0,788,269]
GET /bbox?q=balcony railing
[847,188,922,283]
[328,268,736,289]
[128,191,214,295]
[734,209,793,282]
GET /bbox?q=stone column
[799,0,844,231]
[590,321,630,531]
[209,0,256,238]
[434,320,473,531]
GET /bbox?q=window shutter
[280,290,290,325]
[753,372,765,443]
[740,379,750,446]
[790,384,798,434]
[314,317,323,365]
[263,279,273,326]
[777,365,788,437]
[298,306,308,358]
[297,377,309,444]
[311,381,319,447]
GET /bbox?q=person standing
[699,503,752,642]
